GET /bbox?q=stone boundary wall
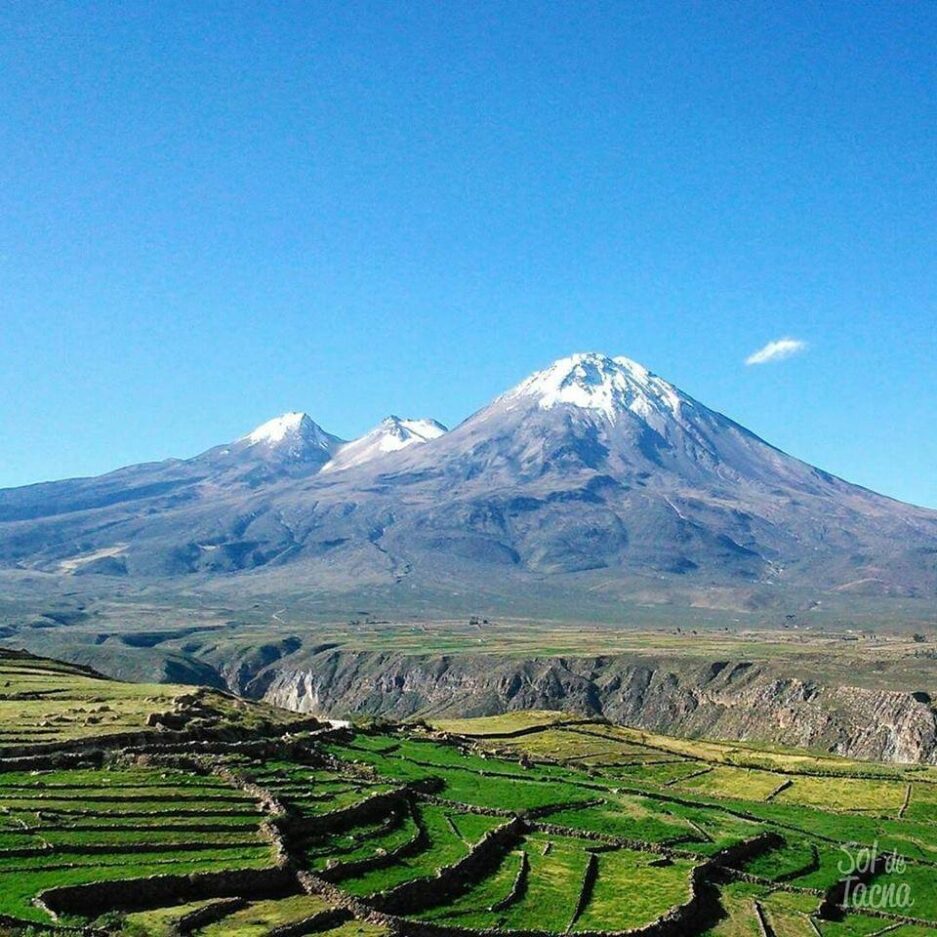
[568,851,599,931]
[457,722,926,783]
[268,906,352,937]
[174,896,247,934]
[0,715,328,762]
[773,844,820,884]
[490,850,528,912]
[321,809,429,883]
[529,821,679,858]
[37,866,299,918]
[752,900,773,937]
[818,850,889,920]
[418,794,516,818]
[709,832,784,871]
[765,779,792,802]
[367,818,524,916]
[214,764,290,817]
[526,798,606,819]
[0,838,264,861]
[389,859,717,937]
[898,783,912,819]
[2,790,248,805]
[297,870,401,933]
[291,788,409,836]
[605,781,925,868]
[0,911,106,936]
[296,826,781,937]
[716,868,824,898]
[664,766,711,787]
[443,719,601,742]
[820,903,937,930]
[0,749,106,773]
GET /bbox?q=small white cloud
[745,337,807,366]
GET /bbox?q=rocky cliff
[256,651,937,764]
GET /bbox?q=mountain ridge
[0,352,934,616]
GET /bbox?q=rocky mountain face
[251,649,937,764]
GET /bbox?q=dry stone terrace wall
[319,807,429,883]
[366,818,524,915]
[4,654,936,937]
[289,787,413,836]
[370,853,723,937]
[0,718,331,762]
[267,906,352,937]
[173,896,247,934]
[489,848,529,912]
[37,867,300,918]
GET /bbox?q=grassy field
[0,651,935,936]
[0,649,310,750]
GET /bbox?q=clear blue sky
[1,2,935,506]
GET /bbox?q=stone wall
[367,819,524,916]
[321,809,429,883]
[174,897,246,934]
[489,849,528,912]
[290,787,409,836]
[37,866,298,918]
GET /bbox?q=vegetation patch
[0,651,934,937]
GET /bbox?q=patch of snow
[244,411,312,445]
[241,411,339,458]
[324,416,447,472]
[502,352,684,423]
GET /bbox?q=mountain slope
[0,353,934,612]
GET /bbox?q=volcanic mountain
[1,353,935,615]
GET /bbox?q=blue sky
[1,2,935,506]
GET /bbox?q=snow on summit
[242,411,341,458]
[324,416,447,472]
[244,411,312,445]
[503,352,683,422]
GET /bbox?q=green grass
[674,765,789,801]
[339,805,502,896]
[417,848,526,922]
[302,809,421,871]
[197,895,330,936]
[573,850,696,932]
[0,652,932,937]
[120,899,223,937]
[0,851,276,922]
[542,796,697,844]
[494,834,589,931]
[433,711,576,736]
[773,775,908,814]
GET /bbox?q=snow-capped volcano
[501,352,683,424]
[325,416,447,472]
[1,350,936,616]
[241,412,342,460]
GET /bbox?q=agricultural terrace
[0,651,935,937]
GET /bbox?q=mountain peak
[241,411,340,459]
[504,352,682,422]
[380,415,448,441]
[244,411,312,445]
[324,415,447,473]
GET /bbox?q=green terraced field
[0,651,935,937]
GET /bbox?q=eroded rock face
[259,651,937,764]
